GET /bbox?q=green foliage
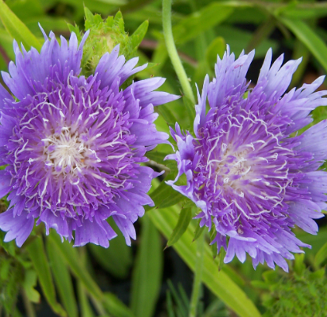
[166,206,192,247]
[0,255,23,314]
[0,0,41,51]
[149,203,261,317]
[46,238,78,317]
[314,242,327,267]
[88,218,132,279]
[131,214,162,317]
[260,267,327,316]
[172,3,234,44]
[26,236,66,316]
[166,279,230,317]
[81,8,148,76]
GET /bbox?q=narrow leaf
[167,207,192,247]
[47,238,78,317]
[130,20,149,52]
[103,293,135,317]
[146,180,184,211]
[183,95,196,133]
[77,281,95,317]
[278,17,327,73]
[206,37,226,66]
[173,3,234,44]
[22,270,40,303]
[26,236,66,317]
[193,221,205,242]
[146,151,167,164]
[0,0,41,51]
[48,233,103,300]
[148,206,261,317]
[88,219,132,279]
[131,214,163,317]
[314,242,327,267]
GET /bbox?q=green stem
[22,288,36,317]
[78,248,106,316]
[77,281,95,317]
[189,230,205,317]
[246,16,275,53]
[162,0,195,104]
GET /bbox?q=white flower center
[41,127,100,175]
[214,144,252,193]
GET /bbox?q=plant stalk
[162,0,195,104]
[189,230,205,317]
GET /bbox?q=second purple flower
[167,48,327,272]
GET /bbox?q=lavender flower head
[167,48,327,271]
[0,29,178,247]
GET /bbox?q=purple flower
[167,47,327,272]
[0,28,179,247]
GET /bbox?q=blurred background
[1,0,327,316]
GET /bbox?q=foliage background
[1,0,327,316]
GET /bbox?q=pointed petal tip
[38,23,48,41]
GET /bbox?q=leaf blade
[47,238,78,317]
[278,17,327,72]
[314,242,327,267]
[130,214,163,317]
[167,207,192,247]
[130,20,149,52]
[173,3,234,44]
[48,233,103,300]
[26,236,66,317]
[148,206,261,317]
[0,0,42,51]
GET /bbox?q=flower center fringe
[198,110,292,220]
[41,127,100,176]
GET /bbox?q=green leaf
[0,230,16,256]
[293,254,305,276]
[206,37,225,67]
[279,4,327,20]
[67,23,81,38]
[167,207,192,247]
[193,221,205,242]
[277,17,327,73]
[88,219,132,279]
[173,3,234,44]
[148,206,261,317]
[120,0,153,14]
[131,214,163,317]
[152,40,168,71]
[47,238,78,317]
[22,270,40,303]
[26,236,66,317]
[0,256,23,314]
[297,226,327,255]
[130,20,148,52]
[84,7,95,29]
[77,281,95,317]
[183,95,196,133]
[146,180,184,211]
[146,151,167,163]
[0,0,41,51]
[48,233,103,301]
[25,17,69,35]
[314,242,327,267]
[166,280,189,317]
[103,293,135,317]
[48,232,133,316]
[6,0,43,21]
[215,25,277,59]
